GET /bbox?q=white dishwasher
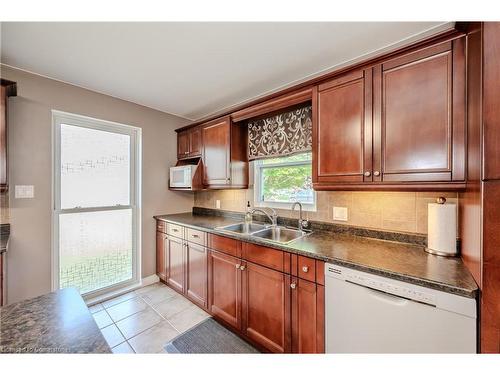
[325,263,477,353]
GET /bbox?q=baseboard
[85,274,160,306]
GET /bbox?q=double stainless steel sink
[216,222,309,244]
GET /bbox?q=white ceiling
[0,22,453,120]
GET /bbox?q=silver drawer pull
[239,265,246,271]
[290,282,297,289]
[302,266,309,273]
[235,264,241,269]
[172,228,179,232]
[192,234,199,238]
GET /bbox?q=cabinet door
[375,40,465,182]
[291,278,324,353]
[186,242,208,308]
[156,231,167,282]
[189,127,202,157]
[177,130,190,159]
[166,236,185,294]
[202,117,231,186]
[208,249,242,330]
[241,261,291,353]
[314,69,373,185]
[0,86,7,191]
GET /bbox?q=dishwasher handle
[346,280,409,306]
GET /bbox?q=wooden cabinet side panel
[156,231,167,281]
[483,22,500,180]
[0,87,6,190]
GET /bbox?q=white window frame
[51,110,142,299]
[253,153,316,211]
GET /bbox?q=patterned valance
[248,105,312,160]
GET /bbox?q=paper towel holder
[424,196,458,257]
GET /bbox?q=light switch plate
[15,185,35,199]
[215,200,221,209]
[333,206,348,221]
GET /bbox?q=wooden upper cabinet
[375,40,466,183]
[1,80,17,193]
[177,126,201,159]
[177,130,190,159]
[202,117,231,186]
[241,261,291,353]
[189,126,202,157]
[314,69,372,185]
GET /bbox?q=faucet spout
[291,202,309,233]
[250,207,278,226]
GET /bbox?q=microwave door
[171,168,188,187]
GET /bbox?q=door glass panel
[60,124,130,209]
[59,209,133,294]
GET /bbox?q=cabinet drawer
[208,234,241,258]
[297,255,316,282]
[242,242,284,272]
[167,223,184,239]
[156,220,167,234]
[186,227,207,246]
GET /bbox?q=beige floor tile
[102,291,137,309]
[128,320,179,353]
[88,303,104,314]
[134,283,164,295]
[167,305,210,333]
[112,341,135,354]
[92,309,113,329]
[153,294,194,319]
[116,307,163,339]
[140,286,177,306]
[106,297,148,322]
[100,324,126,348]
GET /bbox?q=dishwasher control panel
[326,264,436,306]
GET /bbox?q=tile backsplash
[194,190,459,235]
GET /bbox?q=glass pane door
[53,112,140,296]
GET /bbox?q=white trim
[51,110,142,298]
[253,154,316,212]
[84,274,159,307]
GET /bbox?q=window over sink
[254,152,315,211]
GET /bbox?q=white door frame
[51,110,142,299]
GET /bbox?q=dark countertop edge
[154,214,477,299]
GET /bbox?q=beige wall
[195,189,459,235]
[1,65,194,304]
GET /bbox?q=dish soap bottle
[245,201,252,224]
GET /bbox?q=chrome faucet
[291,202,309,233]
[250,207,278,226]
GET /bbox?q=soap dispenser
[244,201,252,224]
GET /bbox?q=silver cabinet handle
[374,171,380,177]
[240,265,246,271]
[364,171,371,177]
[191,234,199,238]
[172,228,179,232]
[302,266,309,273]
[290,282,297,289]
[235,264,241,269]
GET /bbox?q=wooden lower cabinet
[291,278,325,353]
[156,231,167,282]
[208,249,242,330]
[166,235,185,294]
[241,261,291,353]
[185,241,208,308]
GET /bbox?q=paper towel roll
[427,202,457,256]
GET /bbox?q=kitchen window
[254,152,315,210]
[52,111,141,299]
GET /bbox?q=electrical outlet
[333,206,348,221]
[15,185,35,199]
[215,200,221,209]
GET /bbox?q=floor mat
[164,318,260,354]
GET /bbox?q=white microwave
[169,165,198,188]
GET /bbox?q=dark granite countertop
[0,223,10,254]
[155,212,478,298]
[0,288,110,353]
